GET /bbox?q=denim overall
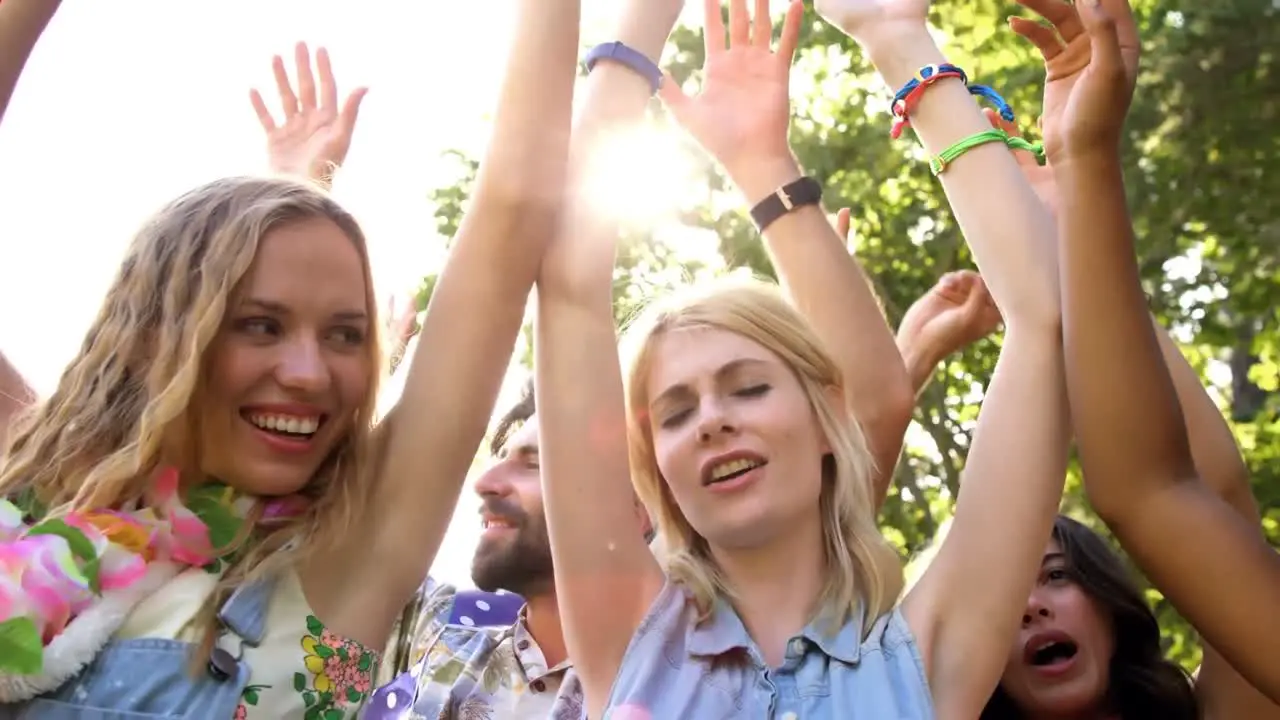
[3,577,274,719]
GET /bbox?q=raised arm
[306,0,582,648]
[1015,0,1280,702]
[0,0,60,124]
[660,0,913,499]
[534,1,683,714]
[818,0,1070,714]
[894,270,1002,397]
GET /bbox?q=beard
[470,513,555,597]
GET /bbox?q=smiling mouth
[242,410,327,439]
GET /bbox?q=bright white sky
[0,0,711,587]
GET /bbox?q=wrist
[727,153,803,206]
[1051,147,1122,177]
[612,1,684,60]
[858,26,947,90]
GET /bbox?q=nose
[695,396,738,444]
[474,462,514,500]
[275,336,331,394]
[1022,591,1054,626]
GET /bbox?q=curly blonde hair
[0,175,383,668]
[621,279,903,637]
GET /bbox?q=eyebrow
[241,297,368,323]
[498,442,539,460]
[651,357,771,408]
[1041,551,1066,567]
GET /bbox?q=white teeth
[710,458,761,481]
[249,414,320,435]
[482,519,514,530]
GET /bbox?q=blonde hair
[0,175,383,666]
[622,279,903,636]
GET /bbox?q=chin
[223,465,315,497]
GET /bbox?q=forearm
[0,0,61,123]
[733,157,913,469]
[468,0,580,230]
[1058,152,1196,513]
[539,0,682,301]
[1150,320,1258,518]
[857,27,1059,328]
[898,335,945,398]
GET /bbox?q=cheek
[332,352,373,409]
[651,429,697,496]
[203,341,259,404]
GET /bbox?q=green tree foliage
[421,0,1278,671]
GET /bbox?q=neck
[523,591,567,668]
[711,509,826,667]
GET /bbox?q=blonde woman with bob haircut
[0,0,580,716]
[533,0,1072,717]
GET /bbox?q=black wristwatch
[749,176,823,232]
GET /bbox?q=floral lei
[0,467,304,676]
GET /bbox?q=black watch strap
[749,176,823,232]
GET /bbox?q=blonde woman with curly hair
[533,0,1073,717]
[0,0,580,716]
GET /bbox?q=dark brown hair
[981,515,1199,719]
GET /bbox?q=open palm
[250,42,367,184]
[659,0,803,173]
[1011,0,1140,161]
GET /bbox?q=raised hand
[897,270,1003,360]
[1010,0,1140,162]
[250,42,368,185]
[658,0,803,182]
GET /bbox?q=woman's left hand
[659,0,803,187]
[250,42,368,186]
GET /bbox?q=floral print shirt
[364,578,584,720]
[116,566,380,719]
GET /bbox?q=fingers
[317,47,339,111]
[835,207,851,241]
[340,87,368,137]
[1101,0,1142,75]
[271,55,299,118]
[777,0,804,65]
[751,0,772,48]
[728,0,750,47]
[294,42,317,110]
[1077,0,1126,85]
[1014,0,1084,42]
[248,89,276,132]
[984,108,1042,172]
[1008,17,1066,62]
[703,0,727,55]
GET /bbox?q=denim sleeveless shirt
[3,577,273,719]
[603,581,935,719]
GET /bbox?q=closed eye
[734,384,770,398]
